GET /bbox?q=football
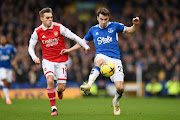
[100,62,115,77]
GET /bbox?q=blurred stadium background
[0,0,179,99]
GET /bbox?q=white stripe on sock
[47,88,55,93]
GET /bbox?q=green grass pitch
[0,97,180,120]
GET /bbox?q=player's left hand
[11,60,17,68]
[60,49,70,55]
[133,17,140,25]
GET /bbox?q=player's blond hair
[39,7,53,17]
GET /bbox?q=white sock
[3,88,10,100]
[0,81,4,86]
[88,66,100,87]
[51,106,57,111]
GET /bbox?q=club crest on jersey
[7,50,11,54]
[54,31,58,37]
[108,28,113,33]
[96,32,99,35]
[42,35,46,38]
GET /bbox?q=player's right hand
[84,47,90,54]
[34,57,40,65]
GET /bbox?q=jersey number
[118,66,123,72]
[62,67,67,77]
[62,68,67,74]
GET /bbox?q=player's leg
[114,81,124,103]
[56,83,66,99]
[111,76,124,115]
[113,81,124,115]
[42,59,57,116]
[2,79,12,104]
[46,75,58,116]
[0,80,4,86]
[110,58,124,115]
[54,62,67,99]
[0,68,12,104]
[80,54,106,95]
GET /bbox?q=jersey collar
[98,22,111,29]
[0,44,7,48]
[42,23,53,31]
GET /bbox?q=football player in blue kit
[0,36,17,104]
[61,8,139,115]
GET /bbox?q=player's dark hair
[39,7,53,17]
[97,8,110,16]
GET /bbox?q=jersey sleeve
[28,30,38,61]
[59,24,69,36]
[11,46,17,55]
[84,27,93,41]
[115,22,126,33]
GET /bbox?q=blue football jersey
[0,44,16,69]
[84,22,125,60]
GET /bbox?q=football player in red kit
[28,7,90,116]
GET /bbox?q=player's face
[0,36,7,46]
[41,13,53,28]
[97,14,109,28]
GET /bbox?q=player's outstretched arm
[60,25,90,51]
[125,17,140,34]
[60,39,89,55]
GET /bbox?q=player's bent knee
[47,76,54,87]
[97,59,106,67]
[58,87,66,92]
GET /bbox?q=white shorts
[0,68,13,83]
[42,59,67,83]
[94,54,124,82]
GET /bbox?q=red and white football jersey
[29,22,89,63]
[31,22,68,62]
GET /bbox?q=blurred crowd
[0,0,179,90]
[145,74,179,97]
